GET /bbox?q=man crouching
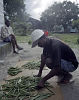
[31,29,78,89]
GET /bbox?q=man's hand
[34,73,42,77]
[34,54,45,78]
[35,79,45,90]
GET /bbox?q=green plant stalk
[0,76,55,100]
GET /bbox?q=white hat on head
[31,29,44,48]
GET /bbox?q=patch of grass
[16,35,31,43]
[50,33,79,48]
[16,33,79,48]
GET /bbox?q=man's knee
[10,34,15,39]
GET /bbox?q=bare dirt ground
[0,43,79,100]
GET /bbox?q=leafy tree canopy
[3,0,27,22]
[40,1,79,32]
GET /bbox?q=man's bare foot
[17,46,23,50]
[13,51,19,54]
[57,74,73,84]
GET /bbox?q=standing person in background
[1,19,23,54]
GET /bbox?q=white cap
[31,29,44,48]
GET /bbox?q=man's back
[43,37,78,68]
[1,25,14,39]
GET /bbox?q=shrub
[77,38,79,44]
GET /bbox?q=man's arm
[36,54,46,77]
[37,67,60,88]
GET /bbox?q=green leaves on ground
[29,93,53,100]
[0,76,54,100]
[8,61,41,76]
[22,61,41,70]
[8,67,22,76]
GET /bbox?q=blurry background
[3,0,79,35]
